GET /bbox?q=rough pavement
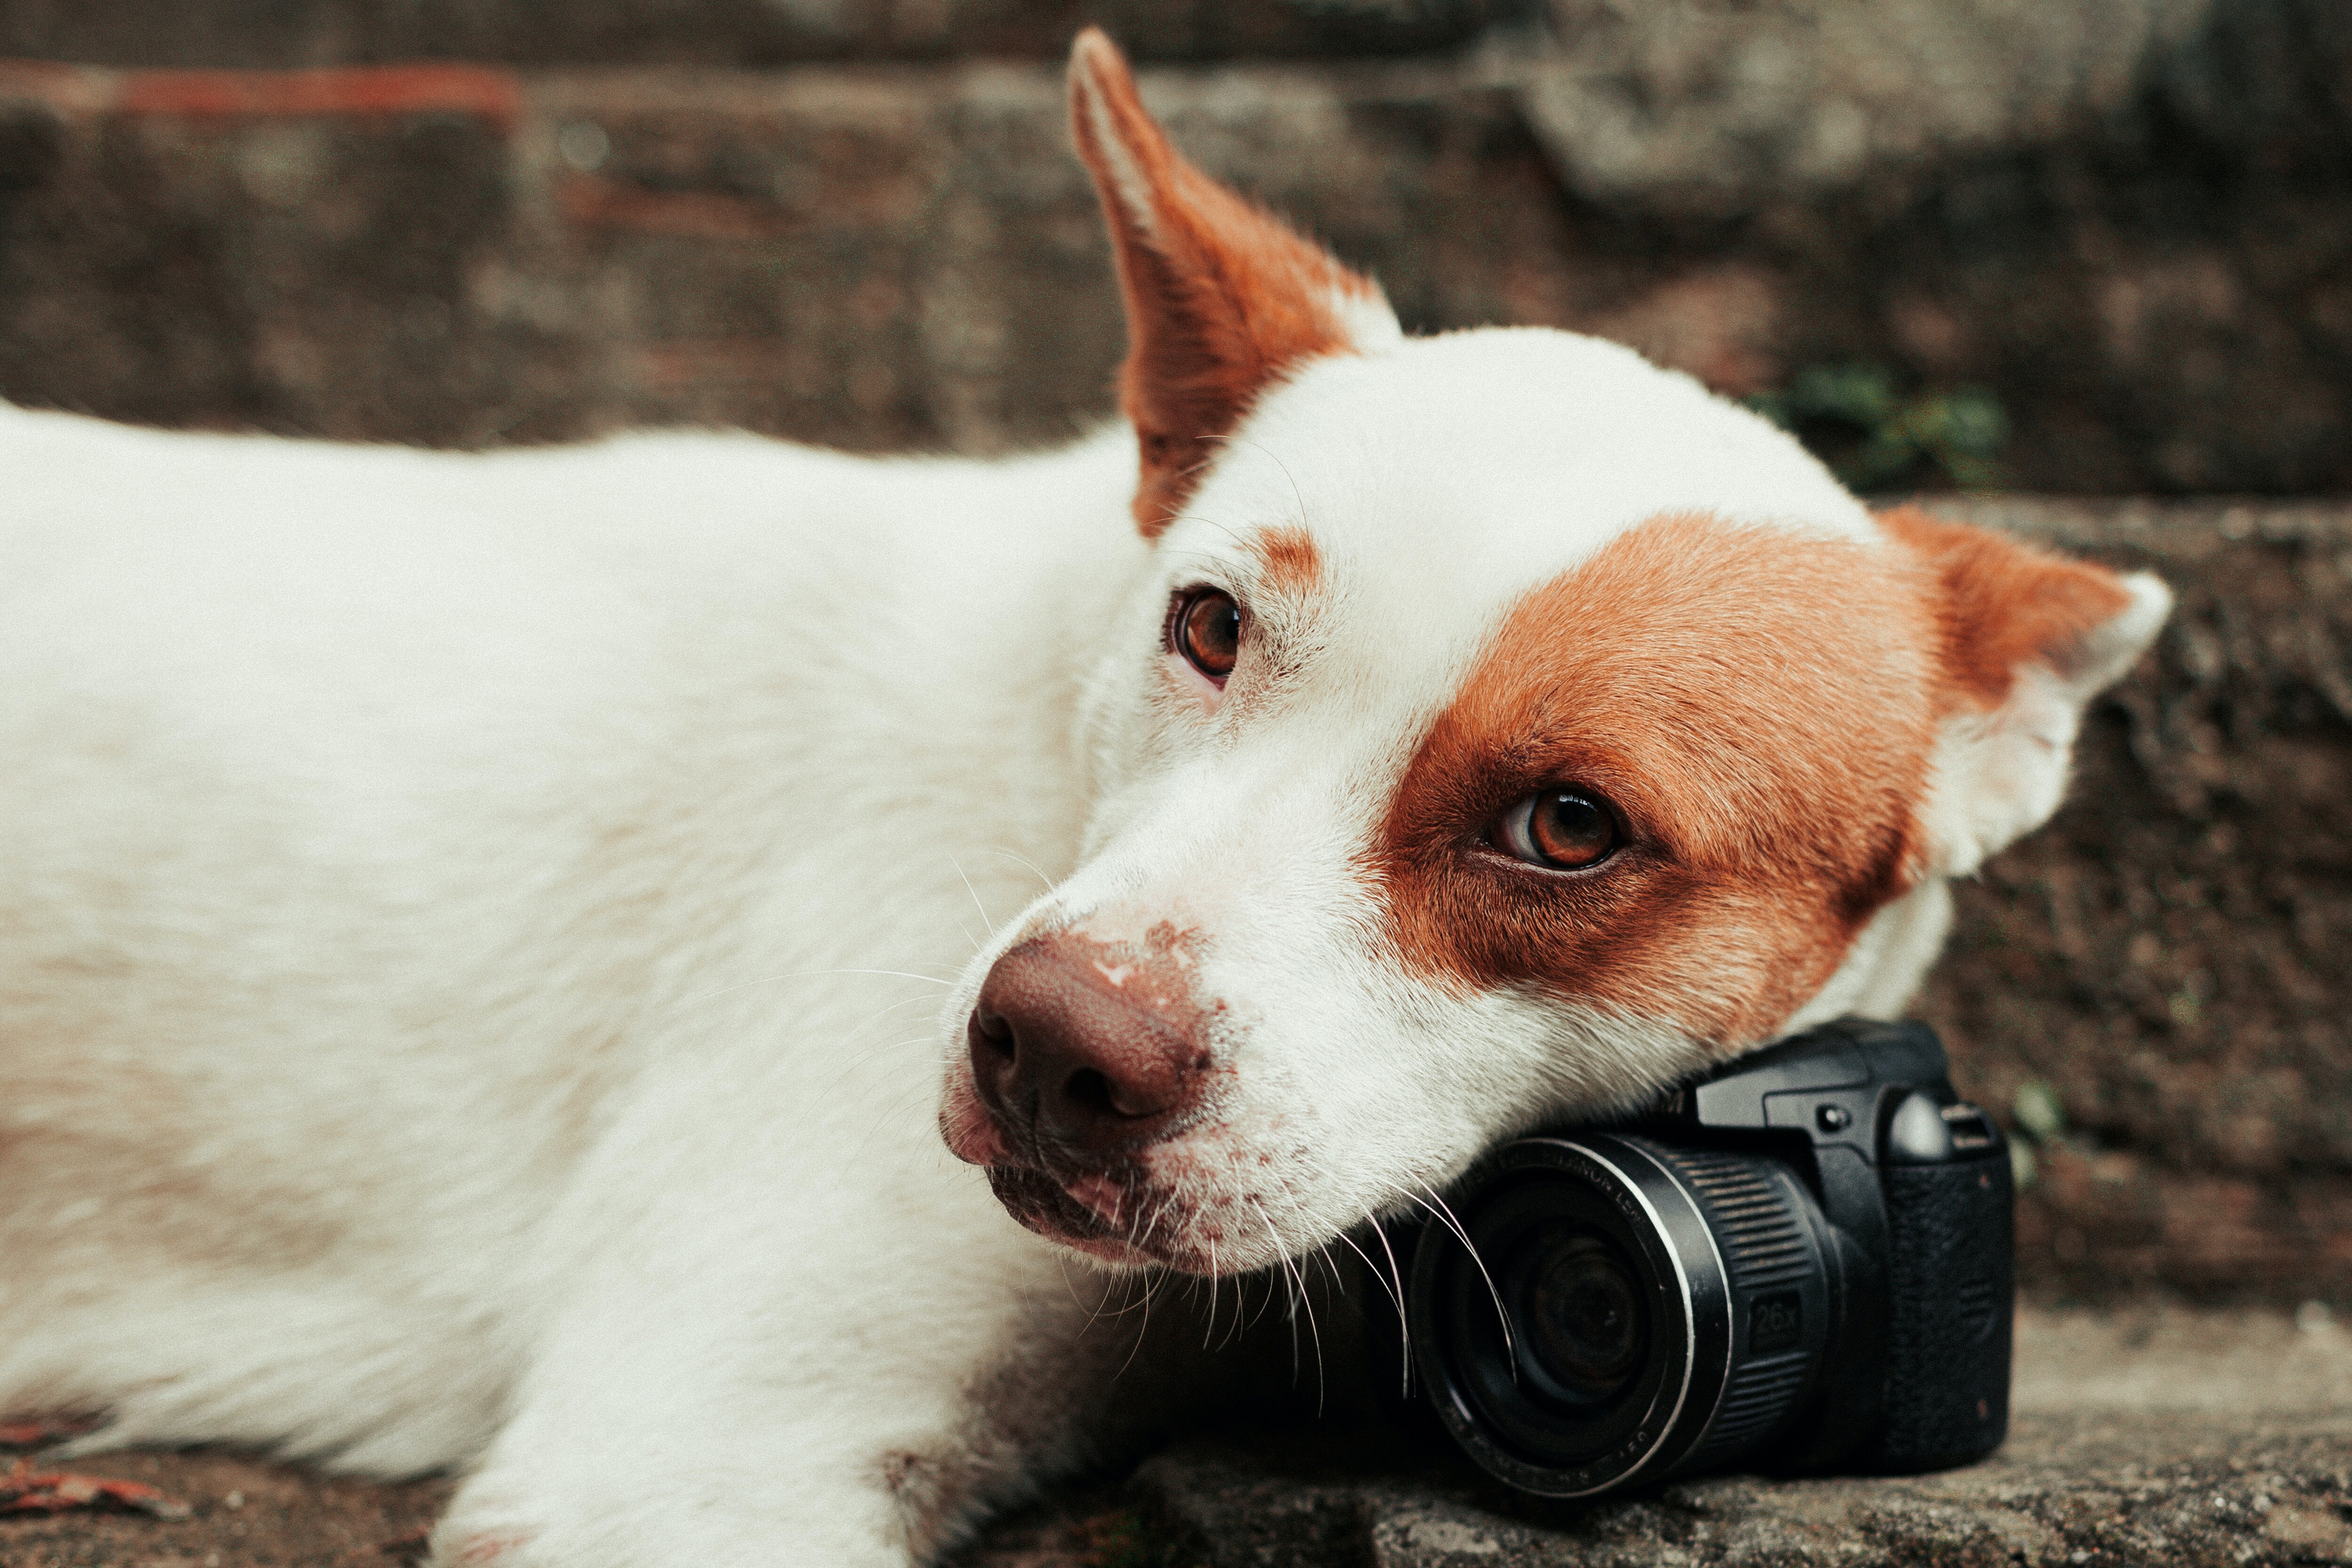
[982,1306,2352,1568]
[3,1307,2344,1566]
[1129,1410,2352,1568]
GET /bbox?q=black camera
[1406,1018,2012,1498]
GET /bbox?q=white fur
[0,306,2155,1562]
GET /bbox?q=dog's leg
[430,1246,1059,1562]
[422,1101,1270,1568]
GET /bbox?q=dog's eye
[1170,588,1241,684]
[1496,788,1621,871]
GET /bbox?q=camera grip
[1876,1154,2014,1471]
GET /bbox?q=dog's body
[0,33,2167,1567]
[0,414,1195,1559]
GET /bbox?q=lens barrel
[1409,1133,1836,1497]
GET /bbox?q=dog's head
[936,31,2169,1274]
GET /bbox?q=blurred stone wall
[0,0,2348,486]
[0,4,2347,1304]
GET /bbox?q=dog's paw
[429,1525,539,1567]
[426,1480,547,1568]
[430,1465,916,1568]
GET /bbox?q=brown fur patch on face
[1372,512,1941,1048]
[1067,30,1378,538]
[1247,525,1322,598]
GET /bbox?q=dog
[0,28,2168,1567]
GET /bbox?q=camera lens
[1522,1228,1647,1401]
[1409,1133,1836,1498]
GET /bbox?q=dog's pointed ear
[1881,507,2172,877]
[1068,28,1401,538]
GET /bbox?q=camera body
[1406,1018,2012,1498]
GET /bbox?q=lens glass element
[1411,1135,1841,1499]
[1524,1227,1649,1402]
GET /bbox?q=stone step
[1133,1411,2352,1567]
[4,1309,2343,1565]
[985,1307,2352,1568]
[1918,499,2352,1306]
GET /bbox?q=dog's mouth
[985,1163,1175,1267]
[944,1073,1266,1274]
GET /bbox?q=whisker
[1369,1211,1413,1397]
[1058,1254,1095,1326]
[1156,517,1248,554]
[1093,1263,1161,1320]
[837,1057,952,1173]
[1203,433,1311,534]
[1112,1268,1158,1383]
[815,1002,956,1098]
[1148,1189,1178,1252]
[1252,1198,1324,1413]
[1281,1202,1344,1415]
[948,854,996,939]
[1409,1180,1515,1373]
[1331,1222,1411,1399]
[1230,1258,1272,1346]
[1201,1238,1220,1350]
[973,847,1059,896]
[1256,1188,1312,1345]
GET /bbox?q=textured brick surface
[0,0,1513,68]
[0,58,1591,453]
[2,17,2351,488]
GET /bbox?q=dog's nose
[969,933,1204,1156]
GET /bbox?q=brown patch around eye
[1372,511,1942,1049]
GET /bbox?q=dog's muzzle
[951,928,1222,1261]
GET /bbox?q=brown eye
[1172,588,1241,684]
[1497,788,1621,871]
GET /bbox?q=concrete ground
[1103,1305,2352,1568]
[4,1305,2345,1567]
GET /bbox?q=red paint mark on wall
[116,64,520,128]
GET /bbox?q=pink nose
[968,932,1207,1157]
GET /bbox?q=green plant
[1747,363,2009,493]
[2006,1079,2069,1189]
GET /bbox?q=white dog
[0,29,2167,1567]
